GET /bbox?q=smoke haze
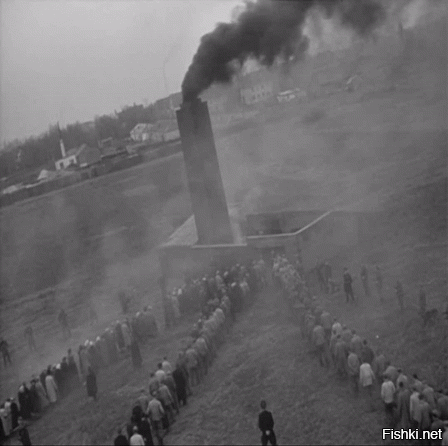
[181,0,385,102]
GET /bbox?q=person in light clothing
[410,386,421,430]
[45,369,58,404]
[147,393,165,446]
[129,425,145,446]
[332,320,343,337]
[359,361,375,408]
[381,376,396,428]
[161,357,172,375]
[155,363,166,383]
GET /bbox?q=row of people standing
[115,261,266,446]
[1,305,158,445]
[279,256,448,445]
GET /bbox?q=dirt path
[166,288,385,445]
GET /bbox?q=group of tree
[0,102,158,178]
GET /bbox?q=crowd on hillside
[273,253,448,446]
[0,258,268,445]
[115,259,268,445]
[2,251,447,445]
[0,304,159,444]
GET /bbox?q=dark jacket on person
[172,367,187,401]
[86,370,97,398]
[18,425,32,446]
[258,409,275,433]
[114,434,129,445]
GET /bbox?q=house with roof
[130,123,155,142]
[55,144,101,170]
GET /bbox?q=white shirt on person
[155,369,166,383]
[381,380,396,404]
[359,363,375,387]
[130,433,145,446]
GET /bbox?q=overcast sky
[0,0,243,144]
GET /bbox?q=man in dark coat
[258,400,277,446]
[60,357,69,397]
[10,398,20,429]
[343,268,355,303]
[0,338,12,367]
[28,380,39,414]
[172,366,187,407]
[86,366,98,401]
[54,365,64,397]
[67,348,80,389]
[130,337,142,369]
[18,417,32,446]
[114,427,129,445]
[18,384,32,420]
[139,416,154,446]
[58,309,71,339]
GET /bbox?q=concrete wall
[246,210,325,235]
[246,210,365,270]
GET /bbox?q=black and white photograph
[0,0,447,444]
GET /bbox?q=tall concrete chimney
[176,99,233,245]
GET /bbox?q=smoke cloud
[401,0,427,29]
[181,0,385,102]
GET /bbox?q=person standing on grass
[258,400,277,446]
[343,268,355,303]
[359,360,375,408]
[86,366,98,401]
[45,369,58,404]
[381,375,396,428]
[155,363,166,383]
[146,393,165,446]
[17,417,32,446]
[114,427,130,446]
[0,338,12,367]
[129,426,145,446]
[347,352,360,396]
[361,339,375,365]
[396,381,411,429]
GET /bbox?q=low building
[130,123,155,142]
[238,66,280,105]
[55,144,101,170]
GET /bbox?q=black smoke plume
[182,0,385,102]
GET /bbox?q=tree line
[0,103,158,178]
